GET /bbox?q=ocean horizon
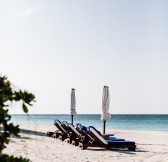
[10,114,168,132]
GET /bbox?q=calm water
[11,114,168,132]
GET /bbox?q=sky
[0,0,168,114]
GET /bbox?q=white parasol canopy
[70,88,76,115]
[101,86,111,121]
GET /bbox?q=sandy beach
[3,125,168,162]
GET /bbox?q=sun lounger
[61,122,81,145]
[47,120,63,138]
[76,125,97,144]
[66,123,94,146]
[54,120,69,141]
[61,121,71,134]
[87,126,114,140]
[77,125,124,143]
[67,123,82,146]
[79,127,136,151]
[87,126,125,141]
[47,120,68,140]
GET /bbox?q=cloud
[15,4,45,17]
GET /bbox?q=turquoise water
[11,114,168,132]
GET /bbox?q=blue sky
[0,0,168,114]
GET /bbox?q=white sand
[3,125,168,162]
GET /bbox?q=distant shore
[3,125,168,162]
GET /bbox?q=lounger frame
[79,128,136,151]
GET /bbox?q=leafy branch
[0,75,35,162]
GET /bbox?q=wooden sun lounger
[47,120,68,141]
[67,124,82,145]
[79,128,136,151]
[47,131,61,138]
[76,126,96,144]
[61,122,78,144]
[55,121,68,141]
[77,125,115,144]
[87,126,114,140]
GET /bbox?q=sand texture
[3,126,168,162]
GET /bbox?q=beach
[3,125,168,162]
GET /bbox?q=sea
[10,114,168,132]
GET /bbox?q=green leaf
[22,103,28,113]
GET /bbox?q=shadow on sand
[20,129,47,137]
[87,148,139,155]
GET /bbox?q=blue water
[10,114,168,132]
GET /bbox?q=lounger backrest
[80,126,87,133]
[62,121,69,127]
[69,124,81,136]
[76,123,82,131]
[61,121,71,133]
[90,128,108,145]
[87,126,101,135]
[55,120,67,133]
[76,123,82,128]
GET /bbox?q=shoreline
[18,124,168,133]
[3,125,168,162]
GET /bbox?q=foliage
[0,154,31,162]
[0,75,35,162]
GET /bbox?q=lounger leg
[47,132,54,137]
[128,147,136,151]
[62,136,66,141]
[74,141,79,146]
[81,145,87,150]
[58,133,67,141]
[55,133,60,138]
[79,143,87,150]
[53,134,56,138]
[67,138,72,144]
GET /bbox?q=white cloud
[15,4,45,17]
